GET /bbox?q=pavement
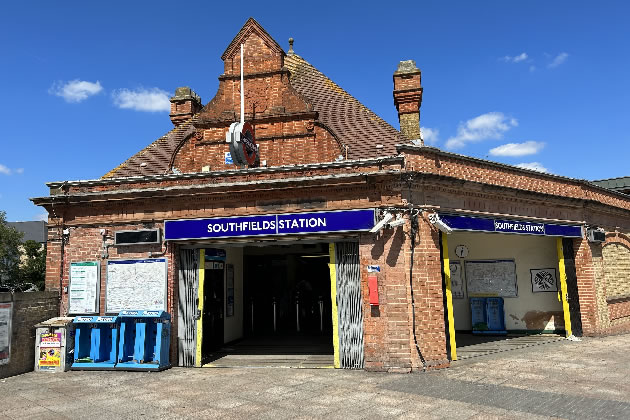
[2,333,630,419]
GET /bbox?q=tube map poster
[106,258,167,312]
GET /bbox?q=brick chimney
[393,60,423,143]
[170,87,202,127]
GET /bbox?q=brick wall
[0,292,59,379]
[602,239,630,299]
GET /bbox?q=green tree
[19,240,46,291]
[0,211,23,287]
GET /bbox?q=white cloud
[489,141,545,157]
[420,127,439,145]
[0,164,23,175]
[529,65,536,72]
[445,112,518,149]
[548,52,569,68]
[515,162,549,173]
[49,79,103,102]
[502,52,528,63]
[112,88,171,112]
[35,212,49,221]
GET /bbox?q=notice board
[106,258,167,313]
[465,259,517,297]
[68,261,100,314]
[0,302,12,365]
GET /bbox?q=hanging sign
[69,262,100,314]
[227,121,258,167]
[531,268,558,292]
[0,302,12,365]
[165,209,375,241]
[438,214,583,238]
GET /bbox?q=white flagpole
[240,44,244,124]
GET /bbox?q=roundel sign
[228,121,258,167]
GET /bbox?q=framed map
[106,258,168,313]
[465,259,518,297]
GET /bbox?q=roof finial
[288,37,294,55]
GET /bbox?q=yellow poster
[39,333,61,367]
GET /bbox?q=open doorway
[202,242,335,368]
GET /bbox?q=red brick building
[33,18,630,372]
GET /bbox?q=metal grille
[335,242,364,369]
[178,249,198,367]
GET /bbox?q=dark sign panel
[439,214,583,238]
[164,209,375,240]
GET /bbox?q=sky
[1,1,629,222]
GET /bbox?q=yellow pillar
[556,238,573,337]
[442,234,457,361]
[195,249,205,367]
[328,243,340,369]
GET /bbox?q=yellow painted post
[328,243,340,369]
[556,238,573,337]
[195,249,205,367]
[442,234,457,361]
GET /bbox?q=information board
[449,261,465,299]
[69,261,100,314]
[0,302,12,365]
[106,258,167,313]
[465,260,517,297]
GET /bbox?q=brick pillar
[393,60,423,142]
[407,213,449,369]
[573,238,609,335]
[170,87,202,127]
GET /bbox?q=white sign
[449,261,465,299]
[0,302,12,365]
[69,262,100,314]
[465,259,518,297]
[106,258,167,313]
[531,268,558,292]
[224,152,233,165]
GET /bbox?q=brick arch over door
[602,241,630,300]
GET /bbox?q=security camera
[388,214,405,227]
[428,213,453,234]
[370,212,393,233]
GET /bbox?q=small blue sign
[439,214,582,238]
[165,209,375,241]
[224,152,233,165]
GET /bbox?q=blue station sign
[164,209,376,241]
[439,214,583,238]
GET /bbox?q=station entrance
[178,241,364,369]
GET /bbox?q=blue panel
[164,209,375,240]
[439,214,582,238]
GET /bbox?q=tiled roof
[103,121,194,178]
[284,53,405,159]
[103,53,405,178]
[591,176,630,193]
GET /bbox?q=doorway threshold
[202,354,334,369]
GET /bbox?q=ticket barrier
[71,315,119,370]
[115,310,171,371]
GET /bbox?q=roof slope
[103,53,405,178]
[103,120,194,178]
[284,53,405,159]
[592,176,630,194]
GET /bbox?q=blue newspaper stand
[71,315,119,370]
[486,297,507,334]
[116,310,171,371]
[470,298,488,333]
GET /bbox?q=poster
[106,258,167,313]
[0,302,12,365]
[449,261,465,299]
[69,261,100,314]
[39,332,61,368]
[465,260,518,297]
[226,264,234,317]
[531,268,558,292]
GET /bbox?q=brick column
[573,238,609,335]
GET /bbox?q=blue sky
[1,1,628,221]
